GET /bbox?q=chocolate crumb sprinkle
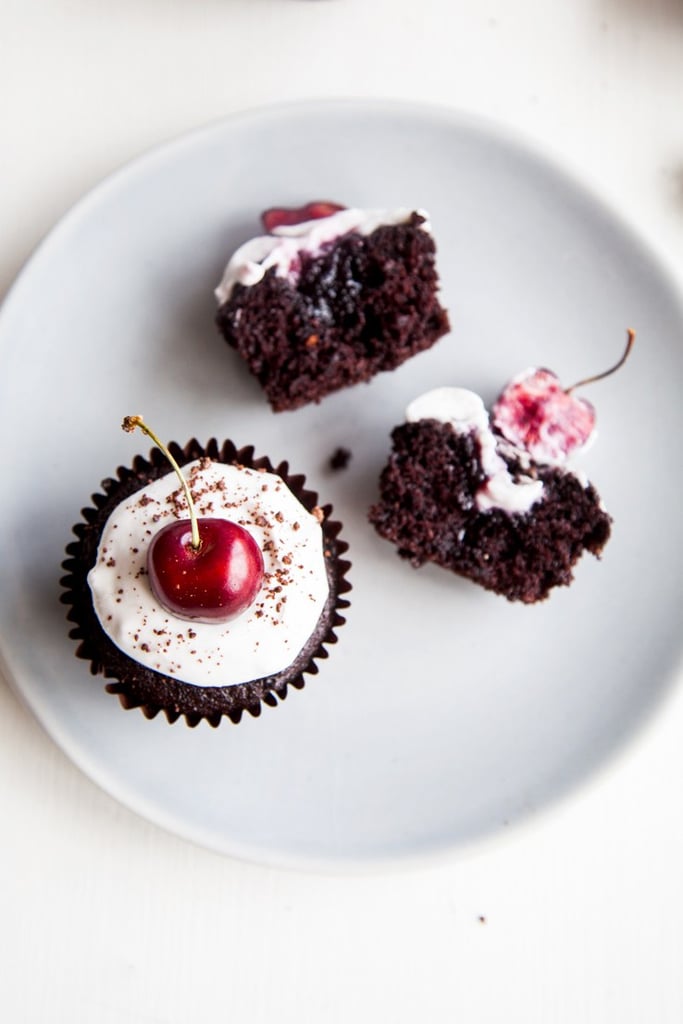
[329,447,352,471]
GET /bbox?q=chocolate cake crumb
[329,447,352,471]
[216,213,450,411]
[369,419,611,603]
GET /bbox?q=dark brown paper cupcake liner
[60,439,351,727]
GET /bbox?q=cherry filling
[261,201,346,233]
[492,368,596,464]
[492,331,635,465]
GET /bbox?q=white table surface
[1,2,681,1022]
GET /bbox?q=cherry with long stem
[121,416,264,623]
[492,328,636,464]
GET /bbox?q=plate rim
[3,96,683,324]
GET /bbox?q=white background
[1,2,682,1022]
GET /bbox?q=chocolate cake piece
[215,207,450,412]
[369,396,611,604]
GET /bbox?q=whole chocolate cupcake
[61,425,351,727]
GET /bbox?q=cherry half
[261,201,346,233]
[492,367,597,464]
[492,329,635,465]
[122,416,264,623]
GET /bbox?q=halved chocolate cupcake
[215,203,451,411]
[369,387,611,603]
[61,438,351,727]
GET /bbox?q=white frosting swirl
[406,387,545,514]
[215,207,429,304]
[87,460,329,687]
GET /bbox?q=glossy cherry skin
[492,368,596,465]
[261,201,345,233]
[147,518,264,623]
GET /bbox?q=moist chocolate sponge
[216,213,450,411]
[368,419,611,603]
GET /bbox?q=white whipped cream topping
[88,460,329,688]
[406,387,545,514]
[215,207,429,304]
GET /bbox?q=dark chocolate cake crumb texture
[368,419,611,604]
[216,214,450,411]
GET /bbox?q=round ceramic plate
[1,100,681,868]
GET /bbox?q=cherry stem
[122,415,200,551]
[566,329,636,394]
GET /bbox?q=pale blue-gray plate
[1,100,681,868]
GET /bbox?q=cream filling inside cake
[88,460,329,687]
[406,387,545,514]
[215,207,430,303]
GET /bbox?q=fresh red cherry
[492,329,635,465]
[261,201,346,233]
[147,518,264,623]
[122,415,264,624]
